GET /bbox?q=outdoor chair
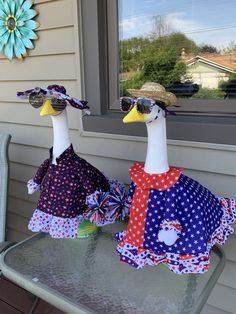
[0,133,65,313]
[0,133,12,253]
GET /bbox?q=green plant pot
[77,219,98,238]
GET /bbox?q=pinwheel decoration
[0,0,39,60]
[84,180,128,226]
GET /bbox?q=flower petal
[10,1,16,16]
[15,7,23,20]
[4,40,13,60]
[22,36,33,49]
[10,31,15,45]
[0,34,4,50]
[0,27,7,37]
[14,36,26,58]
[0,30,10,44]
[0,19,5,25]
[2,1,10,16]
[15,27,21,38]
[0,7,7,19]
[15,0,25,11]
[16,20,24,27]
[24,19,39,30]
[18,9,37,22]
[19,26,37,39]
[22,0,32,11]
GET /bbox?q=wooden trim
[82,112,236,145]
[34,0,57,4]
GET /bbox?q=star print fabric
[116,163,236,274]
[28,144,113,238]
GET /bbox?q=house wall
[0,0,236,313]
[187,62,229,89]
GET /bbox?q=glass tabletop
[0,222,225,314]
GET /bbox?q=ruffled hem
[27,179,40,193]
[116,197,236,274]
[28,209,84,238]
[83,179,128,226]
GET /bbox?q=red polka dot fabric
[130,163,182,190]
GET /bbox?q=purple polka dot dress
[27,145,125,238]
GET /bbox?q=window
[80,0,236,145]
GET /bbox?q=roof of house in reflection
[183,53,236,73]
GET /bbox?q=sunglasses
[120,97,166,114]
[29,93,67,111]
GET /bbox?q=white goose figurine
[17,85,125,239]
[116,82,236,274]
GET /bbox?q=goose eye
[158,109,160,113]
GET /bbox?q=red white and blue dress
[116,163,236,274]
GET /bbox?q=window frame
[80,0,236,145]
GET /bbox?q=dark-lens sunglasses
[29,93,67,111]
[120,97,161,114]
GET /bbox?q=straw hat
[127,82,176,107]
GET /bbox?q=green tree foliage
[142,48,187,85]
[119,32,199,73]
[154,33,199,56]
[199,44,218,54]
[121,73,145,96]
[192,87,225,99]
[119,37,150,72]
[120,32,199,93]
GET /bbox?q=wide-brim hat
[17,85,90,111]
[127,82,176,107]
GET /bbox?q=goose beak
[40,99,60,117]
[123,106,146,123]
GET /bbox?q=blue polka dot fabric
[116,163,236,274]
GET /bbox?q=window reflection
[118,0,236,99]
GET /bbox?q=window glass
[118,0,236,101]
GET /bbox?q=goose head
[123,99,166,124]
[17,85,90,117]
[122,82,176,124]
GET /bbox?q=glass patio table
[0,222,225,314]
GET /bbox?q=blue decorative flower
[0,0,39,60]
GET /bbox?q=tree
[153,32,199,56]
[200,44,218,54]
[222,40,236,53]
[192,87,225,99]
[142,47,187,86]
[119,37,150,72]
[119,32,199,73]
[119,31,200,94]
